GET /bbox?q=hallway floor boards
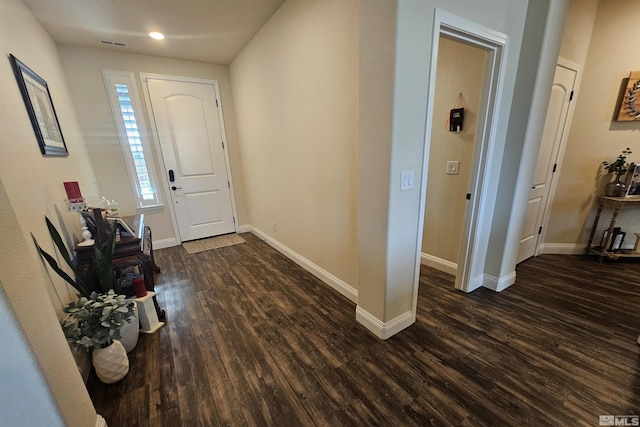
[89,233,640,426]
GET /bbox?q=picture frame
[9,54,68,156]
[625,164,640,197]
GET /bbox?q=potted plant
[61,290,134,383]
[603,148,633,197]
[33,215,139,353]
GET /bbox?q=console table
[586,196,640,260]
[75,211,165,320]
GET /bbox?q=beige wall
[546,0,640,248]
[0,10,100,313]
[558,0,598,66]
[57,45,246,243]
[357,0,397,319]
[422,36,486,264]
[0,0,98,424]
[230,0,358,287]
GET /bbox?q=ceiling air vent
[98,39,128,48]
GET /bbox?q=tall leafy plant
[33,216,119,297]
[92,225,117,294]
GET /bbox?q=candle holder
[65,198,94,246]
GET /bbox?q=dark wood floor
[89,233,640,426]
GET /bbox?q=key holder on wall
[447,92,465,132]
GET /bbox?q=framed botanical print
[617,71,640,122]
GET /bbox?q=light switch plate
[446,161,459,175]
[401,170,414,191]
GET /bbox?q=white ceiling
[21,0,285,64]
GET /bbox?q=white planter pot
[92,340,129,384]
[119,300,139,353]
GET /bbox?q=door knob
[171,186,182,191]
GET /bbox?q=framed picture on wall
[9,54,68,156]
[617,71,640,122]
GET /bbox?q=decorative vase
[132,277,147,298]
[606,175,627,197]
[119,301,139,353]
[92,340,129,384]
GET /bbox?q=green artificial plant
[603,148,633,177]
[61,290,134,350]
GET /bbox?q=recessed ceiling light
[149,32,165,40]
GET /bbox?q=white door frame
[140,73,239,245]
[414,10,509,297]
[535,57,580,256]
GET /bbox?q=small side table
[134,291,165,334]
[586,196,640,260]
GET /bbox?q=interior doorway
[517,60,578,263]
[421,35,487,278]
[413,10,508,296]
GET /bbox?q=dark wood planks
[89,234,640,426]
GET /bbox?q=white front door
[145,77,236,242]
[517,63,577,263]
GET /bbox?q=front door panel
[146,78,235,242]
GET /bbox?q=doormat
[182,234,246,254]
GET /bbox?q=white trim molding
[248,226,358,303]
[153,237,178,250]
[355,306,415,340]
[237,224,251,234]
[483,271,516,292]
[420,252,457,276]
[539,243,584,255]
[96,415,108,427]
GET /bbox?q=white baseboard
[483,271,516,292]
[355,305,414,340]
[420,253,457,275]
[96,415,107,427]
[153,237,178,250]
[539,243,584,255]
[421,254,515,293]
[247,226,358,303]
[237,224,251,234]
[465,274,484,293]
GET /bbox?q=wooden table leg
[586,200,604,253]
[600,204,622,261]
[142,258,166,322]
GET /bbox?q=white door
[145,77,236,242]
[517,63,577,263]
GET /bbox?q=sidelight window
[103,70,161,208]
